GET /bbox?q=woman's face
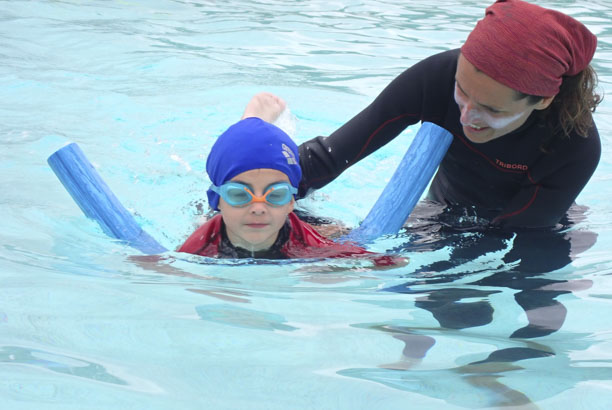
[454,53,553,143]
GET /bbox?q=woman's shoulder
[555,122,601,158]
[408,48,460,74]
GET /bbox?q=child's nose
[249,202,268,214]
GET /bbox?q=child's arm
[241,92,287,123]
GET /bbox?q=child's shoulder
[177,214,224,254]
[291,210,350,239]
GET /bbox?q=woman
[297,0,602,230]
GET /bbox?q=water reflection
[195,304,298,331]
[338,331,612,409]
[0,346,127,385]
[337,202,601,406]
[389,202,596,338]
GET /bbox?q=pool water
[1,1,612,409]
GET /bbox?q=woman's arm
[297,49,460,197]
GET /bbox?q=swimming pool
[1,0,612,408]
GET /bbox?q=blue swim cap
[206,117,301,211]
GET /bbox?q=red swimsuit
[178,212,398,266]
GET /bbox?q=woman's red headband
[461,0,597,97]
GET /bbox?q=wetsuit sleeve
[493,125,601,229]
[297,50,458,197]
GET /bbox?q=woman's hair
[517,65,602,139]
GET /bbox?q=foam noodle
[47,143,167,254]
[345,122,453,243]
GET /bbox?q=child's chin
[242,236,272,251]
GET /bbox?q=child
[178,93,400,266]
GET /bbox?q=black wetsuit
[297,49,601,230]
[217,221,290,259]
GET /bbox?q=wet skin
[454,53,554,143]
[218,168,294,252]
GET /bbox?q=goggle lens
[224,186,251,205]
[211,182,296,207]
[265,185,293,205]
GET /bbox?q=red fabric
[177,214,224,257]
[178,212,399,266]
[461,0,597,97]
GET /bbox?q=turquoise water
[2,1,612,409]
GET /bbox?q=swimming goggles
[210,181,297,207]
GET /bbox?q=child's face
[218,168,295,251]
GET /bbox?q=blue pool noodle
[345,122,453,243]
[48,123,449,254]
[47,143,168,254]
